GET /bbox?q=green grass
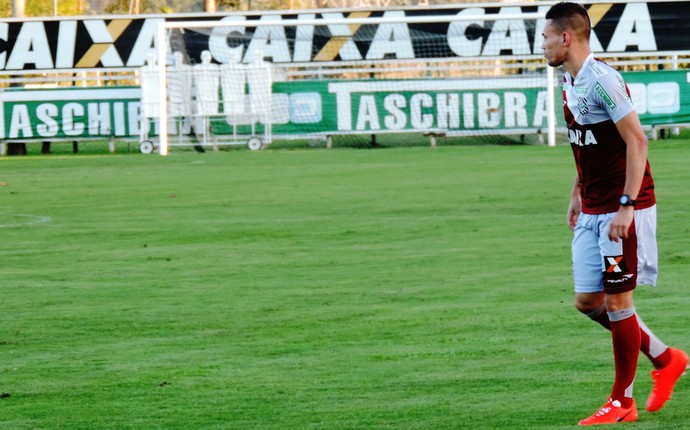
[1,142,689,429]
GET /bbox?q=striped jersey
[562,53,655,214]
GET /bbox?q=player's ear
[562,31,572,47]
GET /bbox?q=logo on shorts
[604,255,628,273]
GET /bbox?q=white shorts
[572,205,658,294]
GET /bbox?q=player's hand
[567,197,581,231]
[608,207,634,242]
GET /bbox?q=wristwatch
[620,194,637,207]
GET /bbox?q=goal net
[152,9,557,154]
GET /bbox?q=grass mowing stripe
[1,143,689,429]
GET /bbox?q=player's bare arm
[568,174,582,231]
[608,111,649,242]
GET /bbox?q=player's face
[541,20,566,68]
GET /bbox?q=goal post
[154,10,556,155]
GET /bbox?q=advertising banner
[1,1,689,72]
[257,78,549,136]
[2,70,689,141]
[0,88,142,140]
[624,70,690,125]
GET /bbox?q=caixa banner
[1,70,688,141]
[1,1,689,72]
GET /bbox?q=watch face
[620,195,635,206]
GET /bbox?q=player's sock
[585,304,611,330]
[638,316,671,369]
[608,307,640,409]
[586,304,670,369]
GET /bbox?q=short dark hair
[545,2,591,40]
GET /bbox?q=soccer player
[541,2,688,426]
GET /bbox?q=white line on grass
[0,214,52,228]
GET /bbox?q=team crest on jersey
[577,97,589,115]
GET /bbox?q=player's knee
[574,293,604,314]
[575,301,595,314]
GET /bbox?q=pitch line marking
[0,214,52,228]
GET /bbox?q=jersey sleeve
[592,71,635,123]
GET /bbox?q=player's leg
[604,290,640,410]
[572,213,608,321]
[579,290,640,426]
[576,214,640,425]
[634,205,688,412]
[600,214,641,411]
[576,293,607,326]
[576,284,687,413]
[575,206,683,371]
[580,299,673,370]
[634,205,672,369]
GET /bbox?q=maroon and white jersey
[563,53,655,215]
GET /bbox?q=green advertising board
[0,87,142,140]
[208,78,549,137]
[269,78,549,135]
[624,70,690,125]
[1,70,689,142]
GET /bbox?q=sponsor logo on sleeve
[591,61,609,77]
[615,74,633,103]
[595,82,617,111]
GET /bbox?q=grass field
[1,141,689,429]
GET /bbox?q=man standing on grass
[541,2,688,426]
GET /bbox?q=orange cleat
[646,348,689,412]
[578,398,638,426]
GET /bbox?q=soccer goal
[153,9,557,155]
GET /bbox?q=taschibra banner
[0,1,688,72]
[1,71,688,140]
